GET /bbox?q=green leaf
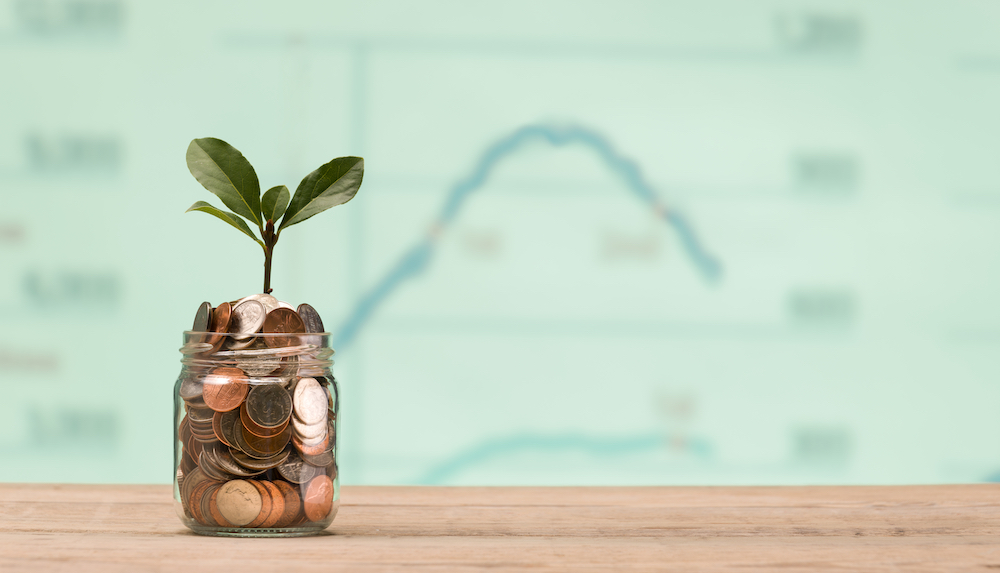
[261,185,290,222]
[186,138,262,226]
[186,201,265,248]
[279,156,363,231]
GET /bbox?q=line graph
[333,124,723,349]
[415,431,713,485]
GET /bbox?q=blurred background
[2,0,1000,485]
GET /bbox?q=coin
[187,405,215,423]
[179,376,203,400]
[230,447,290,471]
[202,367,249,412]
[189,479,216,525]
[192,301,212,332]
[236,355,280,377]
[207,302,232,347]
[230,300,266,340]
[246,384,292,429]
[208,486,234,527]
[293,431,329,457]
[240,402,288,438]
[212,411,232,447]
[303,475,333,522]
[260,480,285,528]
[216,480,262,527]
[292,378,328,425]
[273,480,302,527]
[292,415,326,440]
[301,448,335,468]
[242,423,292,456]
[180,466,208,512]
[296,303,325,334]
[237,293,280,314]
[276,451,322,484]
[263,308,305,348]
[200,484,220,526]
[199,449,228,482]
[219,410,241,450]
[245,480,272,528]
[231,417,271,459]
[213,446,261,477]
[225,336,258,351]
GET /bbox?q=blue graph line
[334,124,723,349]
[415,432,714,485]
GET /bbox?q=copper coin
[178,416,191,444]
[216,480,262,527]
[292,432,329,457]
[212,411,233,447]
[200,483,220,526]
[240,402,288,438]
[180,449,197,475]
[303,475,333,522]
[202,367,249,412]
[272,480,301,527]
[263,308,305,348]
[243,423,291,456]
[219,410,241,449]
[189,479,216,526]
[245,480,272,528]
[207,302,232,347]
[230,448,287,472]
[231,417,266,459]
[245,384,292,429]
[186,433,205,462]
[260,481,285,528]
[180,467,206,510]
[208,486,234,527]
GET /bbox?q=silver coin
[298,430,327,448]
[296,303,325,334]
[292,415,326,440]
[237,293,280,314]
[292,378,328,425]
[229,300,266,340]
[214,447,263,477]
[225,336,257,350]
[301,448,335,468]
[191,302,212,332]
[277,301,295,310]
[236,355,281,377]
[276,451,322,484]
[198,449,228,481]
[179,376,203,400]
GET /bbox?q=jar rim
[184,330,332,337]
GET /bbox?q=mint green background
[2,0,1000,485]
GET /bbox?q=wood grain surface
[2,484,999,572]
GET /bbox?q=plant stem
[262,221,276,294]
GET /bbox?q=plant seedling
[185,138,363,294]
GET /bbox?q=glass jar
[173,330,339,537]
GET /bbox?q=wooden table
[2,484,999,571]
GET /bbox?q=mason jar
[173,328,338,537]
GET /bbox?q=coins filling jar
[174,326,338,537]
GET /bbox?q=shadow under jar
[174,330,339,537]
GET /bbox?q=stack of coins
[177,295,337,530]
